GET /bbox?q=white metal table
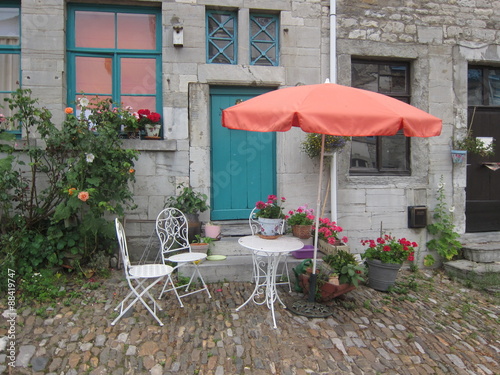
[236,235,304,328]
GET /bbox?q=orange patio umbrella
[222,82,442,302]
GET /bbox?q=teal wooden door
[210,86,276,220]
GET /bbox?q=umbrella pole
[308,134,326,302]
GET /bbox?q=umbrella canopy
[221,82,442,302]
[222,83,442,137]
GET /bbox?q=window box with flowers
[313,217,349,255]
[360,234,418,291]
[287,205,315,239]
[253,195,286,237]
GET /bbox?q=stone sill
[121,139,177,151]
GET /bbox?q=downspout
[330,0,338,222]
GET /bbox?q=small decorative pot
[204,223,221,239]
[145,124,161,138]
[366,259,402,291]
[292,224,312,239]
[257,217,283,236]
[451,149,467,164]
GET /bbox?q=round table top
[238,235,304,253]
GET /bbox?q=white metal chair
[156,208,212,301]
[112,218,181,326]
[249,207,292,292]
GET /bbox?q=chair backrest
[115,218,131,272]
[156,208,191,259]
[249,207,285,235]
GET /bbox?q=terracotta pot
[298,273,355,302]
[292,224,312,239]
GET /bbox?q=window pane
[75,56,112,94]
[121,96,156,113]
[351,137,377,170]
[121,58,156,94]
[0,53,19,90]
[0,7,20,45]
[468,68,483,106]
[381,133,408,170]
[118,13,156,50]
[207,11,236,64]
[75,11,115,48]
[352,63,379,91]
[487,70,500,106]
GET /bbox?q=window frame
[206,9,238,65]
[468,65,500,107]
[349,59,411,176]
[0,1,22,137]
[66,3,162,132]
[249,13,279,66]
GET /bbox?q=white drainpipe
[330,0,338,222]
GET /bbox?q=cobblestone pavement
[1,268,499,375]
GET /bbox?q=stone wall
[15,0,500,262]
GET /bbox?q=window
[350,60,411,175]
[250,14,279,66]
[0,2,21,135]
[206,10,237,64]
[67,4,162,128]
[468,66,500,106]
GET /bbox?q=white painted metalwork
[156,208,212,302]
[112,219,181,326]
[248,207,292,291]
[236,235,304,329]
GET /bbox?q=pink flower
[78,191,90,202]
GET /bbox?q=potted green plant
[166,184,210,242]
[322,250,365,287]
[190,234,214,254]
[360,234,418,291]
[287,205,315,239]
[294,252,363,302]
[452,107,495,160]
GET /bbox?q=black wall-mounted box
[408,206,427,228]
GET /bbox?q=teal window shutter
[250,14,279,66]
[206,10,237,64]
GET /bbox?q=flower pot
[145,124,161,138]
[451,149,467,164]
[366,259,402,291]
[298,273,355,302]
[292,224,312,239]
[204,223,221,239]
[318,239,349,256]
[257,217,283,236]
[190,242,210,254]
[185,213,201,243]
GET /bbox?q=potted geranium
[360,234,417,291]
[287,205,315,239]
[254,195,286,236]
[136,108,162,138]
